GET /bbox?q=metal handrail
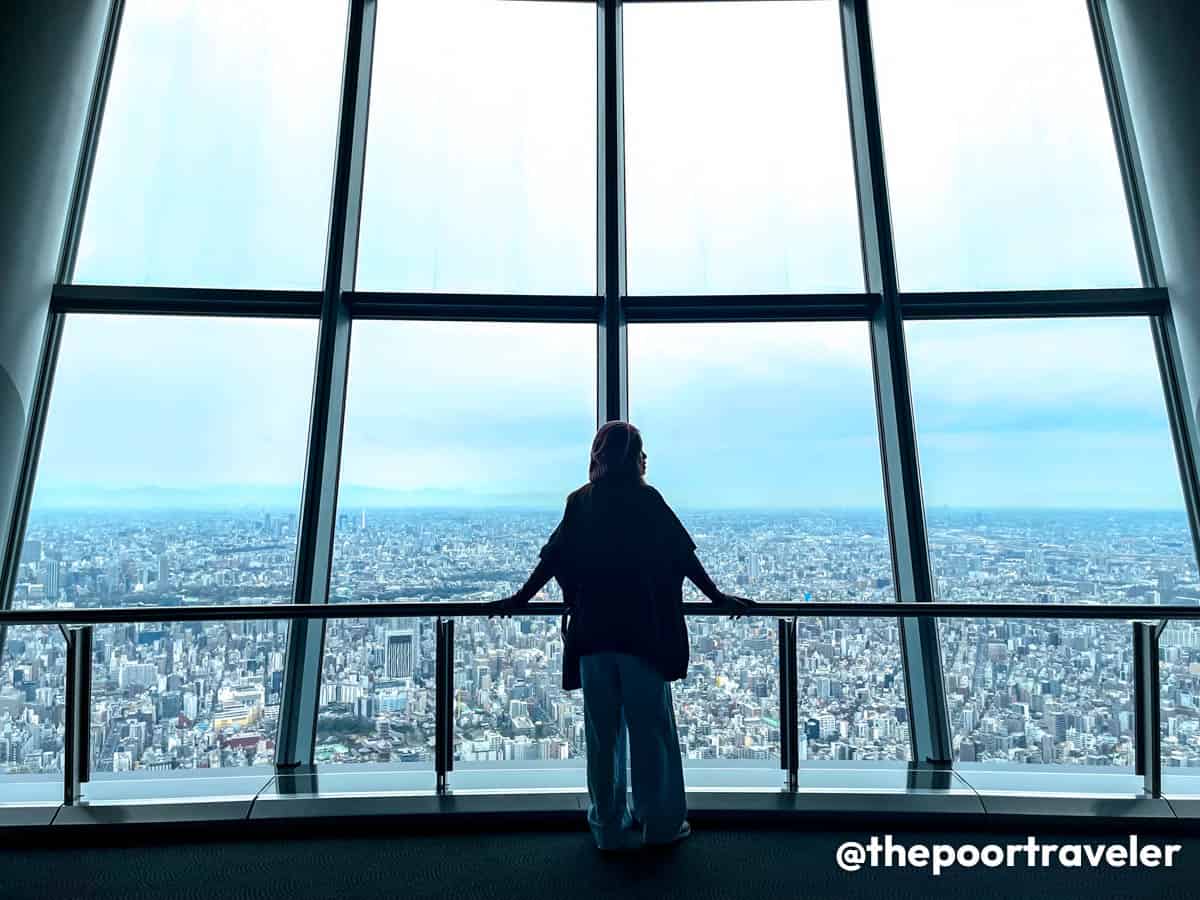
[0,599,1190,626]
[22,597,1176,807]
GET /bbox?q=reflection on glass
[0,628,66,775]
[14,315,319,609]
[941,618,1134,767]
[91,620,286,772]
[907,318,1196,606]
[315,618,436,766]
[796,618,909,762]
[75,0,347,289]
[629,322,893,604]
[356,0,595,294]
[1160,623,1200,771]
[871,0,1139,291]
[624,0,862,295]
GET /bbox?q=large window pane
[630,323,896,772]
[355,1,595,294]
[1162,622,1200,772]
[909,318,1191,769]
[74,0,346,289]
[455,615,585,773]
[624,1,863,295]
[942,618,1134,767]
[329,322,595,604]
[871,0,1140,291]
[675,616,781,779]
[0,627,66,776]
[91,619,288,772]
[13,315,319,609]
[907,317,1195,605]
[630,322,892,604]
[316,617,435,769]
[797,618,910,762]
[454,614,785,786]
[322,322,594,776]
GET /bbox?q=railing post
[63,625,92,806]
[1132,620,1162,798]
[778,618,799,791]
[435,617,455,793]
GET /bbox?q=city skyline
[4,504,1199,779]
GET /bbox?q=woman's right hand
[487,595,524,619]
[717,592,755,619]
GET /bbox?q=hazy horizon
[22,483,1195,516]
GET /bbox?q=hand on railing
[716,592,755,620]
[486,595,525,619]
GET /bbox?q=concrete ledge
[250,789,585,821]
[54,797,255,826]
[976,793,1176,819]
[0,803,59,828]
[1,764,1197,834]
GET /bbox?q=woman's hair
[588,420,644,483]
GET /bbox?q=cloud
[39,1,1179,513]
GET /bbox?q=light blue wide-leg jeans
[579,651,688,849]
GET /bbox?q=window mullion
[276,0,377,771]
[598,0,628,426]
[840,0,951,767]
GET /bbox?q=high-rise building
[1044,711,1067,743]
[385,631,415,679]
[43,559,60,601]
[118,663,158,690]
[1158,571,1176,604]
[818,714,837,740]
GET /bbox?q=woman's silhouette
[489,421,752,850]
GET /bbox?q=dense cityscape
[2,506,1199,784]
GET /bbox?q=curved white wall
[0,1,109,549]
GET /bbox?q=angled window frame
[0,0,1194,795]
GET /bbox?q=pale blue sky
[30,0,1182,512]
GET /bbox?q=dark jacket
[538,476,697,690]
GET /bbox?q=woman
[489,421,752,851]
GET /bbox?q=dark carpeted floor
[5,823,1200,899]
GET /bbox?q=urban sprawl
[2,506,1199,782]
